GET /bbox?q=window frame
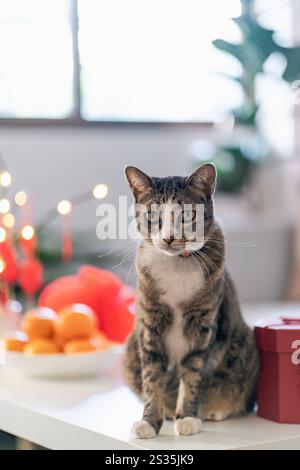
[0,0,215,127]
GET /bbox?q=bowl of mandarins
[1,304,122,379]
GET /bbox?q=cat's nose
[163,237,175,246]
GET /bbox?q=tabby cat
[123,163,259,438]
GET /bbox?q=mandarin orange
[91,331,115,350]
[52,334,67,350]
[64,338,98,354]
[56,304,95,340]
[3,331,29,352]
[21,307,57,340]
[24,338,61,354]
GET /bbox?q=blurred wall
[0,126,208,225]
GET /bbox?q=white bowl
[3,346,123,379]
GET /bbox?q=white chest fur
[139,248,205,363]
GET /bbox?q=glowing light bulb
[0,171,12,187]
[15,191,28,206]
[3,213,15,229]
[93,183,108,199]
[57,200,72,215]
[0,198,10,214]
[0,257,6,274]
[0,227,6,243]
[21,225,34,241]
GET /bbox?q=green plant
[201,0,300,193]
[213,0,300,126]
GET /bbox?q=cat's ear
[187,163,217,198]
[124,166,153,200]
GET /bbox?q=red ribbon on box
[281,316,300,325]
[265,316,300,329]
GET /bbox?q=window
[0,0,74,118]
[0,0,293,123]
[78,0,242,122]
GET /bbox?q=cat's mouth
[153,238,205,257]
[160,245,184,257]
[155,241,192,257]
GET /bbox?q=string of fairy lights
[0,160,108,276]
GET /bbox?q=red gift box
[255,314,300,423]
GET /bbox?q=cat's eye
[183,209,196,223]
[145,210,160,225]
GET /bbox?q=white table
[1,303,300,450]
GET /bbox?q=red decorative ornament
[0,239,18,283]
[56,201,73,263]
[61,212,73,262]
[99,295,135,343]
[0,161,110,303]
[118,285,136,307]
[0,281,8,304]
[18,257,44,296]
[38,265,135,342]
[62,231,72,262]
[19,231,37,257]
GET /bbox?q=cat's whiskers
[126,251,137,283]
[204,244,225,260]
[200,250,232,295]
[207,237,256,248]
[190,251,213,296]
[110,243,137,271]
[206,247,224,258]
[97,239,135,259]
[192,249,231,295]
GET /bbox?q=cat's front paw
[132,419,157,439]
[175,417,203,436]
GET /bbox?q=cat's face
[125,163,216,257]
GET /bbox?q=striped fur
[123,164,260,438]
